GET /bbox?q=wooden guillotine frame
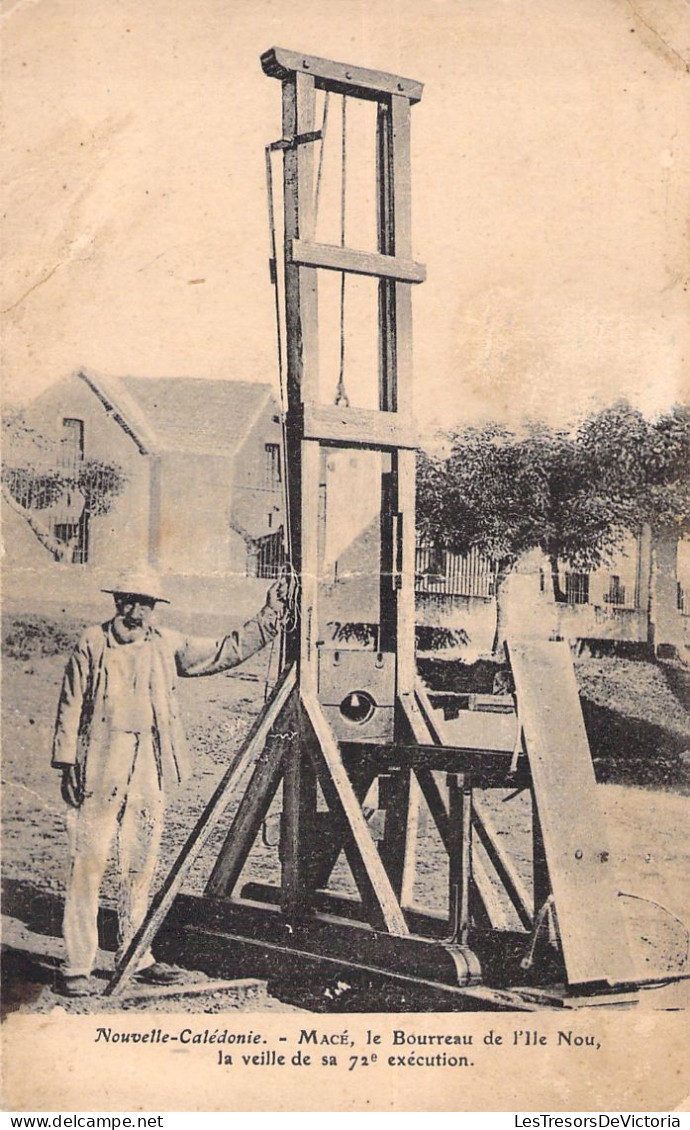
[108,47,669,1008]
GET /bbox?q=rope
[264,144,293,566]
[263,560,301,703]
[334,95,350,409]
[314,91,330,219]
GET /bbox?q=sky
[2,0,689,431]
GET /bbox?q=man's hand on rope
[265,575,290,618]
[61,764,84,809]
[264,565,299,630]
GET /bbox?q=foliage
[2,466,65,510]
[577,402,690,537]
[76,459,126,517]
[417,403,690,580]
[327,621,470,652]
[2,616,84,661]
[2,409,127,520]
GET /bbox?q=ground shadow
[419,655,690,793]
[1,945,62,1017]
[2,877,119,950]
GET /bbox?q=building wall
[152,451,235,575]
[415,533,690,652]
[231,397,284,567]
[651,532,690,649]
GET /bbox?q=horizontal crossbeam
[290,239,426,283]
[344,743,530,787]
[261,46,423,103]
[301,402,419,449]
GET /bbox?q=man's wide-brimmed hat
[101,566,170,604]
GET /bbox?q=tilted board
[507,639,637,988]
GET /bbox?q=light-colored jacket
[52,607,279,795]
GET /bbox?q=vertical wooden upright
[261,47,425,930]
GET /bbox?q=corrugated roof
[80,372,275,456]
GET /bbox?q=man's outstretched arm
[175,581,287,677]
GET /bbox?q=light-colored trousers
[63,732,165,977]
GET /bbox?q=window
[54,519,89,564]
[247,530,285,579]
[678,582,688,616]
[605,575,626,606]
[56,420,88,562]
[565,572,590,605]
[263,443,282,491]
[61,418,84,472]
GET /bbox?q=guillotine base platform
[107,640,688,1011]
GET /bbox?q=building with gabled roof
[3,369,285,602]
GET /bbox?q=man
[52,566,286,997]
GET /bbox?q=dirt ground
[2,610,690,1016]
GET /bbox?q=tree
[416,404,690,655]
[577,403,690,537]
[577,402,690,644]
[2,409,127,563]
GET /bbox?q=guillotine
[107,47,675,1008]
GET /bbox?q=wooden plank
[299,439,321,691]
[378,768,412,898]
[105,664,297,996]
[308,765,378,890]
[435,709,518,753]
[261,47,424,104]
[397,450,417,695]
[447,775,472,944]
[377,100,396,412]
[301,688,409,935]
[281,708,318,917]
[532,786,550,918]
[507,639,637,988]
[204,720,285,899]
[516,985,641,1010]
[389,695,427,908]
[399,692,432,745]
[414,768,450,848]
[469,694,516,714]
[414,679,446,744]
[302,401,419,449]
[379,468,397,652]
[400,771,422,908]
[281,72,318,664]
[173,896,471,986]
[290,238,425,283]
[120,978,265,1003]
[282,72,319,411]
[391,96,414,410]
[471,847,514,931]
[341,738,528,784]
[472,797,533,931]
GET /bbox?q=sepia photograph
[1,0,689,1113]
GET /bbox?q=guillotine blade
[507,639,637,989]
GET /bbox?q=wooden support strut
[289,239,425,283]
[301,689,409,935]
